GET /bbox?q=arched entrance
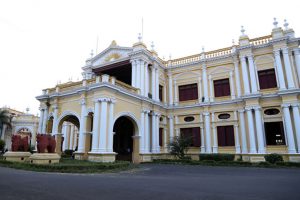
[113,116,138,162]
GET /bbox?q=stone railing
[249,35,272,46]
[115,80,139,94]
[205,47,232,59]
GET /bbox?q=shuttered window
[214,78,231,97]
[180,127,200,147]
[159,85,163,102]
[217,126,235,146]
[258,69,277,89]
[178,83,198,101]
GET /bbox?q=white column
[247,55,258,93]
[254,106,265,154]
[151,112,156,153]
[136,60,141,89]
[144,63,149,97]
[291,103,300,153]
[62,124,67,151]
[175,128,180,137]
[282,48,295,89]
[246,107,257,153]
[163,128,167,152]
[238,109,248,154]
[140,110,145,153]
[229,71,236,99]
[233,58,242,97]
[140,60,145,96]
[107,99,115,153]
[204,112,211,153]
[234,124,241,154]
[151,66,156,100]
[42,106,48,134]
[293,48,300,83]
[144,111,150,153]
[38,108,44,133]
[202,64,209,102]
[78,100,86,153]
[163,84,167,103]
[209,75,214,102]
[240,57,251,95]
[200,126,205,153]
[69,125,74,150]
[91,100,100,152]
[155,68,159,101]
[52,105,59,135]
[282,104,297,153]
[156,114,160,153]
[98,99,108,152]
[168,115,174,141]
[198,77,202,103]
[274,50,286,90]
[211,113,218,153]
[174,80,178,105]
[168,72,173,105]
[131,60,136,87]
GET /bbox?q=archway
[113,116,138,162]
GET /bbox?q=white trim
[113,111,140,136]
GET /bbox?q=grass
[151,159,300,168]
[0,157,134,173]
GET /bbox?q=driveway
[0,164,299,200]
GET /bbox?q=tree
[0,109,12,139]
[167,135,192,160]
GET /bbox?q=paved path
[0,164,299,200]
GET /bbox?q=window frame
[178,83,198,102]
[213,78,231,98]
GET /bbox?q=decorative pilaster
[291,103,300,153]
[41,105,48,134]
[140,60,145,96]
[155,67,159,101]
[98,98,109,152]
[136,60,141,89]
[91,99,100,152]
[282,48,295,89]
[156,113,160,153]
[168,72,173,105]
[229,71,236,99]
[246,107,257,153]
[233,111,241,154]
[144,110,150,153]
[163,128,167,152]
[238,109,248,154]
[199,113,205,153]
[204,112,211,153]
[52,105,59,135]
[254,106,265,154]
[38,107,44,133]
[77,100,87,153]
[151,66,156,100]
[247,55,258,93]
[233,57,242,97]
[174,80,178,105]
[198,77,202,103]
[208,75,214,102]
[211,113,218,153]
[274,50,286,90]
[282,104,297,153]
[202,63,209,102]
[168,115,174,142]
[151,112,156,153]
[131,60,136,87]
[293,48,300,83]
[240,57,250,95]
[107,99,115,153]
[140,110,145,153]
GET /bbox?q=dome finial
[273,17,278,28]
[241,26,245,36]
[283,19,289,30]
[138,33,142,42]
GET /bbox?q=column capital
[245,107,253,111]
[273,49,281,56]
[240,56,246,61]
[282,47,289,54]
[253,106,262,111]
[281,103,291,108]
[246,54,254,60]
[202,112,210,116]
[39,106,45,111]
[208,75,212,80]
[202,63,207,70]
[52,104,59,110]
[234,124,239,128]
[95,97,114,103]
[291,103,300,108]
[293,48,300,55]
[229,71,233,76]
[152,111,161,117]
[167,115,174,119]
[142,109,151,114]
[80,99,86,106]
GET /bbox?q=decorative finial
[201,46,205,53]
[151,41,155,51]
[90,49,94,58]
[273,18,278,28]
[138,33,142,42]
[283,19,289,30]
[26,107,29,113]
[232,39,235,46]
[241,26,245,36]
[169,54,172,60]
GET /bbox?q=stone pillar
[136,60,141,89]
[208,75,214,102]
[200,113,205,153]
[77,100,86,153]
[240,57,250,95]
[233,111,241,154]
[41,106,48,134]
[163,128,167,152]
[198,77,202,103]
[229,71,236,99]
[151,66,156,100]
[69,125,74,150]
[38,107,44,133]
[247,55,258,93]
[163,84,167,103]
[238,109,248,154]
[282,104,297,153]
[202,63,209,102]
[107,99,115,153]
[140,110,145,153]
[168,115,174,141]
[144,111,150,153]
[254,106,265,154]
[151,112,156,153]
[282,48,295,89]
[62,123,67,151]
[168,72,173,105]
[233,58,242,97]
[52,105,59,135]
[155,114,160,153]
[140,60,145,96]
[91,100,100,152]
[211,113,218,153]
[155,68,159,101]
[174,80,178,105]
[204,112,211,153]
[246,107,257,153]
[98,98,109,152]
[293,48,300,83]
[131,60,136,87]
[291,103,300,153]
[274,50,286,90]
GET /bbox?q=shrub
[0,139,5,153]
[264,154,283,164]
[167,136,192,160]
[199,154,235,162]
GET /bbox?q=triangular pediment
[91,41,133,66]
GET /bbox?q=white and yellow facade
[36,19,300,163]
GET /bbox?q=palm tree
[0,109,12,139]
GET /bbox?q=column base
[74,151,88,160]
[200,146,205,153]
[212,146,218,153]
[88,152,117,162]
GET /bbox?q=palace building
[36,19,300,163]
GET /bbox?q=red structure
[36,134,56,153]
[11,135,29,151]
